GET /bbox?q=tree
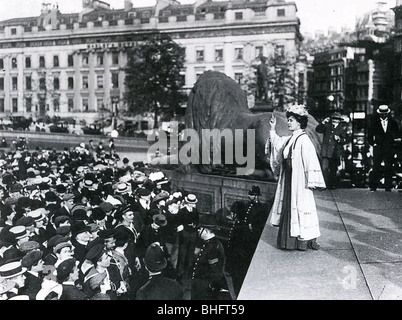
[124,33,187,129]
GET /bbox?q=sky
[0,0,396,34]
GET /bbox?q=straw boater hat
[0,261,27,279]
[184,194,198,204]
[377,105,391,114]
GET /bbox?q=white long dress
[268,129,326,243]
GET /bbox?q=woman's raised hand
[270,113,277,130]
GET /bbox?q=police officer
[190,227,229,300]
[315,112,347,189]
[228,186,268,295]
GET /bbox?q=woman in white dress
[268,105,326,251]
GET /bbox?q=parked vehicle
[49,121,69,133]
[9,116,32,131]
[82,123,102,135]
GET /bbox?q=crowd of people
[0,139,269,300]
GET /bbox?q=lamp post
[112,97,119,129]
[327,95,334,111]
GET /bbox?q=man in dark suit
[20,250,44,300]
[57,258,86,300]
[368,105,401,191]
[136,242,183,300]
[315,112,347,189]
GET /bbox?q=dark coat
[315,122,347,159]
[367,115,400,151]
[178,207,200,232]
[60,283,87,300]
[136,274,183,300]
[20,272,42,300]
[191,236,225,284]
[71,239,88,265]
[129,200,149,232]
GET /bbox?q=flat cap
[56,225,71,237]
[21,249,43,269]
[19,240,40,253]
[53,238,72,254]
[99,201,115,213]
[56,258,77,282]
[16,216,35,227]
[85,243,105,263]
[62,193,75,201]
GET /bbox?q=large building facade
[0,0,302,122]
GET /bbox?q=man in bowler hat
[368,105,401,191]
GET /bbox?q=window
[26,97,32,112]
[196,49,204,62]
[235,73,243,84]
[12,57,17,69]
[234,48,243,60]
[277,9,285,17]
[215,49,223,62]
[97,75,103,89]
[53,77,59,90]
[97,98,104,110]
[54,98,60,112]
[255,46,263,59]
[26,76,32,90]
[83,75,89,89]
[39,56,45,68]
[68,98,74,112]
[68,55,74,67]
[0,59,3,69]
[12,77,18,90]
[179,74,185,87]
[298,73,305,88]
[82,54,89,65]
[68,77,74,90]
[25,57,31,68]
[39,77,46,91]
[235,12,243,20]
[83,98,89,112]
[0,78,3,91]
[11,28,17,35]
[12,98,18,113]
[112,52,119,65]
[97,54,104,66]
[112,73,119,89]
[0,98,4,112]
[53,55,59,67]
[276,45,285,58]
